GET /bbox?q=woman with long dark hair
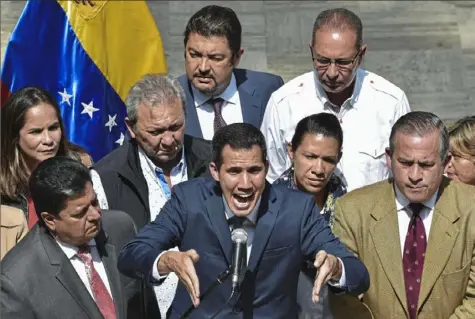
[1,87,69,228]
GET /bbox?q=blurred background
[2,0,474,121]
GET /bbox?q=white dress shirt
[192,73,243,140]
[56,238,113,300]
[91,147,188,319]
[394,186,438,256]
[261,68,411,191]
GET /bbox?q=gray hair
[125,74,186,126]
[389,111,449,161]
[312,8,363,49]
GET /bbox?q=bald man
[261,7,410,193]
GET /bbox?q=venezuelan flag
[1,0,167,161]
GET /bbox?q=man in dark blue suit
[177,5,284,141]
[118,123,369,318]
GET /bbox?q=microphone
[231,228,248,293]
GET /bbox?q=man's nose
[408,164,423,182]
[239,173,252,189]
[161,132,175,146]
[326,63,339,80]
[88,206,101,221]
[198,57,210,73]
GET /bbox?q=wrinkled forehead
[312,28,359,56]
[137,100,184,122]
[393,132,441,158]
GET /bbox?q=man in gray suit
[0,157,140,319]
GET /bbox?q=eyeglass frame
[311,48,362,69]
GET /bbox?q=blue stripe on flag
[1,0,127,161]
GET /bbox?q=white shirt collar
[138,146,186,174]
[313,68,363,109]
[394,184,438,213]
[192,73,239,108]
[223,195,262,225]
[55,238,97,260]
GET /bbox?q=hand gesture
[312,250,342,303]
[160,249,201,307]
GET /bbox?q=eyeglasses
[312,50,361,69]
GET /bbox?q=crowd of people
[1,4,474,319]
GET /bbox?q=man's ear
[357,44,367,66]
[125,117,136,139]
[41,212,56,232]
[232,48,245,67]
[209,162,220,182]
[385,147,392,169]
[337,151,343,163]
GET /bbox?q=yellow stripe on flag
[58,0,167,102]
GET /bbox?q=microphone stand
[180,266,232,319]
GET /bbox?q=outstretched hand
[312,250,342,303]
[159,249,201,307]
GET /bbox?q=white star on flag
[115,132,125,146]
[58,88,73,106]
[105,114,118,132]
[81,100,99,119]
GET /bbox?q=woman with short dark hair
[274,112,346,319]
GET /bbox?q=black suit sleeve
[117,186,188,283]
[0,274,35,319]
[299,197,370,295]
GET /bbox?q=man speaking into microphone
[118,123,369,318]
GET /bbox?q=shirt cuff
[328,257,346,288]
[152,251,170,281]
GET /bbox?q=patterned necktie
[227,215,247,231]
[210,98,227,134]
[228,216,249,266]
[77,246,117,319]
[402,203,427,319]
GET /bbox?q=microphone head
[231,228,248,244]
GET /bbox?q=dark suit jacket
[118,178,370,319]
[0,210,137,319]
[178,68,284,139]
[93,135,211,230]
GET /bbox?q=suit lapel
[180,77,203,138]
[40,228,102,319]
[235,71,261,128]
[248,185,279,271]
[418,180,460,309]
[119,141,150,213]
[204,186,233,265]
[96,231,125,319]
[369,182,408,314]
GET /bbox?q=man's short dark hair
[312,8,363,49]
[184,5,242,58]
[389,111,449,162]
[29,156,92,221]
[212,123,267,169]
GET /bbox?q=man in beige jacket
[332,111,475,319]
[1,205,28,260]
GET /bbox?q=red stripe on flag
[0,80,11,107]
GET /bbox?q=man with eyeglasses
[261,8,411,193]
